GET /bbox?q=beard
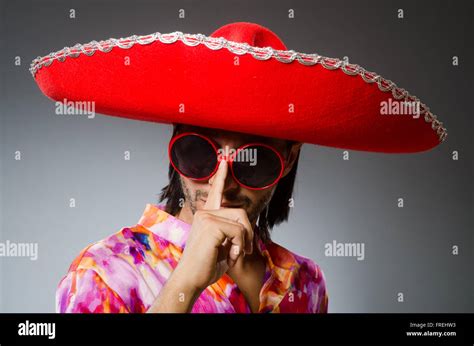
[180,176,274,225]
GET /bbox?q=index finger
[204,159,227,210]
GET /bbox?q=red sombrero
[30,22,447,153]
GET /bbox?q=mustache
[195,189,251,206]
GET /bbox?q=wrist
[170,263,203,297]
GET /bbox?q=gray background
[0,0,472,312]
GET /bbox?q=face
[172,124,302,224]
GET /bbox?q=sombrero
[30,22,447,153]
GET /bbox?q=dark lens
[232,145,282,188]
[170,135,217,179]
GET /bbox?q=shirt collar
[137,204,190,249]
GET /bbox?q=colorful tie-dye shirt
[56,204,328,313]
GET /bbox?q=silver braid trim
[30,31,447,143]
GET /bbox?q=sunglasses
[168,132,286,190]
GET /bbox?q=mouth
[221,202,244,208]
[200,199,244,209]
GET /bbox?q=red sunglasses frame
[168,132,286,190]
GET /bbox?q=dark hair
[158,125,300,242]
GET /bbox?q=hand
[173,159,254,292]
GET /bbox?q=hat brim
[31,32,446,153]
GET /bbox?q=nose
[222,166,239,191]
[208,158,240,192]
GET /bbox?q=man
[149,123,310,313]
[31,22,446,313]
[54,122,327,313]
